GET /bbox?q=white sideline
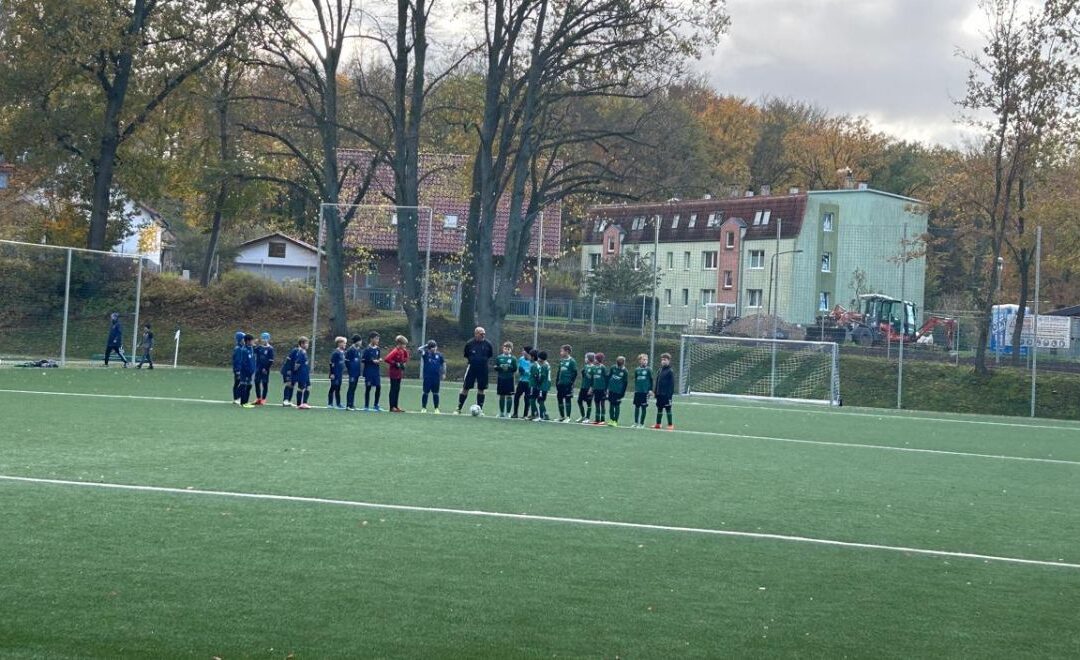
[680,398,1080,433]
[1,388,1078,467]
[2,474,1077,571]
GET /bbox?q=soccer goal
[678,334,841,406]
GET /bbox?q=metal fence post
[590,293,596,334]
[60,248,72,365]
[132,256,143,363]
[1031,226,1042,417]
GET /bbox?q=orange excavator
[812,294,957,350]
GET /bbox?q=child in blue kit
[345,334,363,410]
[280,340,296,407]
[238,334,257,408]
[291,337,311,410]
[231,330,246,405]
[420,340,445,413]
[253,332,274,405]
[328,336,346,409]
[361,331,383,411]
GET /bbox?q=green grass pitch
[1,367,1079,658]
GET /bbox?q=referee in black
[456,326,495,414]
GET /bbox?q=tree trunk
[1009,249,1032,367]
[457,160,483,336]
[201,182,228,286]
[201,84,232,287]
[87,0,149,250]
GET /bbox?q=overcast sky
[697,0,989,146]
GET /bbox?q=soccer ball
[469,404,483,417]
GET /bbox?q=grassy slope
[3,268,1079,420]
[0,368,1079,657]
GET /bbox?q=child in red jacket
[386,335,410,412]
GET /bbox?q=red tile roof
[583,194,807,244]
[338,150,561,257]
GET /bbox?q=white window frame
[761,210,771,226]
[443,214,459,229]
[666,251,674,270]
[752,211,762,226]
[822,212,834,232]
[268,241,287,259]
[725,231,735,249]
[671,214,680,229]
[749,250,765,269]
[702,251,718,270]
[821,252,831,273]
[589,253,601,271]
[683,251,691,270]
[688,214,697,228]
[819,291,831,311]
[664,289,672,306]
[707,213,719,228]
[681,288,690,307]
[607,237,616,253]
[747,289,763,308]
[723,270,733,289]
[701,289,716,305]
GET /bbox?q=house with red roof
[582,187,927,328]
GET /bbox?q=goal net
[678,334,840,406]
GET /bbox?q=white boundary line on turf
[680,399,1080,432]
[3,388,1078,467]
[2,474,1077,571]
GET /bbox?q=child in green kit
[555,345,577,422]
[576,351,595,423]
[632,353,652,428]
[495,341,517,418]
[533,350,552,421]
[591,352,609,425]
[606,355,629,427]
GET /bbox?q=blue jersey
[421,350,445,382]
[329,348,345,380]
[238,345,256,378]
[232,345,246,374]
[517,355,531,381]
[292,347,310,384]
[361,346,381,381]
[107,321,122,348]
[345,345,363,379]
[255,345,275,371]
[280,348,295,376]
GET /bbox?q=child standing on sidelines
[328,336,347,409]
[526,349,541,419]
[420,340,445,413]
[231,330,246,405]
[591,352,609,425]
[345,334,363,410]
[361,332,383,412]
[386,335,410,412]
[576,352,595,422]
[653,352,675,430]
[606,355,629,427]
[555,345,577,422]
[512,345,533,418]
[534,350,552,421]
[253,332,274,404]
[280,340,296,406]
[238,334,257,408]
[632,354,652,428]
[292,337,312,409]
[495,341,517,418]
[136,323,154,369]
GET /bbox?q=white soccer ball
[469,404,483,417]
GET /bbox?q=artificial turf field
[1,367,1079,658]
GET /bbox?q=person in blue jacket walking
[104,312,129,368]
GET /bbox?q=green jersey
[591,365,609,391]
[580,363,594,390]
[608,366,629,396]
[634,366,653,393]
[557,356,578,386]
[495,353,516,382]
[537,362,551,392]
[528,361,541,389]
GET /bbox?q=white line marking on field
[2,388,1077,467]
[680,399,1080,432]
[2,474,1077,571]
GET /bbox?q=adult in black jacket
[457,326,494,414]
[104,312,129,367]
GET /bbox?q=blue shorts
[364,373,381,387]
[423,379,441,393]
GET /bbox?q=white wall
[235,238,320,270]
[112,201,163,266]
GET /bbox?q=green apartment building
[581,188,928,329]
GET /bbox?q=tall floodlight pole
[60,248,72,365]
[533,211,544,348]
[421,209,433,348]
[1031,226,1042,417]
[897,223,907,410]
[648,212,661,366]
[995,257,1004,365]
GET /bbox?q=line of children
[232,331,675,428]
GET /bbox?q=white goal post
[678,334,841,406]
